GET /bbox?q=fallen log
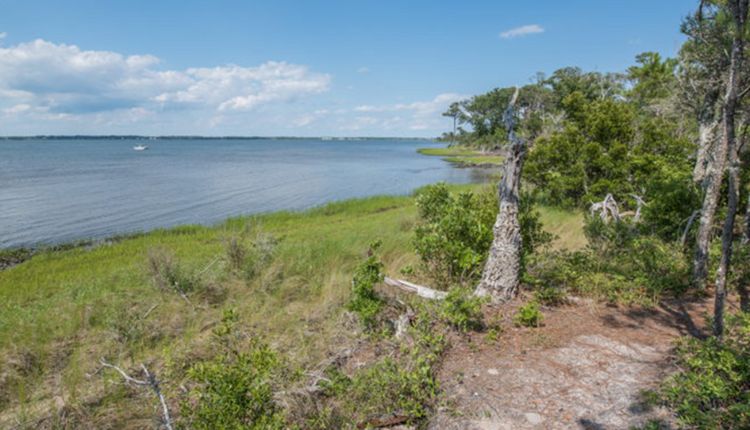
[383,277,447,300]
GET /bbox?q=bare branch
[100,359,174,430]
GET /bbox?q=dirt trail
[429,295,714,430]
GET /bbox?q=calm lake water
[0,138,491,248]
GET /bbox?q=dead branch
[357,413,410,429]
[590,194,621,222]
[142,304,159,319]
[383,276,447,300]
[631,194,646,222]
[100,359,173,430]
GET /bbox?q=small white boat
[133,144,149,151]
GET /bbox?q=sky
[0,0,696,137]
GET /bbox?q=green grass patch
[418,146,503,167]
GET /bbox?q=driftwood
[590,194,621,222]
[383,276,447,300]
[99,359,173,430]
[631,194,646,222]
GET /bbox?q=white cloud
[0,32,6,40]
[357,66,369,74]
[0,39,331,118]
[499,24,544,39]
[341,93,465,134]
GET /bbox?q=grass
[537,206,586,250]
[418,146,503,167]
[0,183,584,426]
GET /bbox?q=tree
[442,102,462,146]
[475,88,525,301]
[627,52,678,107]
[680,3,733,288]
[713,0,749,337]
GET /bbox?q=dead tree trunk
[713,0,748,338]
[693,126,728,289]
[693,118,720,184]
[475,88,524,301]
[691,91,723,287]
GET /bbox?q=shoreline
[417,145,504,167]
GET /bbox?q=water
[0,138,491,248]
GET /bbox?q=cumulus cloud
[342,93,465,133]
[499,24,544,39]
[0,39,331,117]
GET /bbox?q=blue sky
[0,0,695,136]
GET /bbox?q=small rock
[487,368,499,375]
[524,412,543,425]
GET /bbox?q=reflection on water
[0,138,495,248]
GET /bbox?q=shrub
[181,309,285,429]
[224,227,277,279]
[413,183,495,287]
[413,184,550,287]
[319,306,446,426]
[526,214,690,305]
[533,284,567,306]
[661,313,750,428]
[514,300,543,327]
[146,247,200,296]
[347,241,385,329]
[439,287,485,331]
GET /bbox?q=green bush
[514,300,543,327]
[413,183,550,287]
[439,287,485,331]
[413,183,496,287]
[181,309,285,429]
[347,241,385,329]
[527,214,690,305]
[661,313,750,429]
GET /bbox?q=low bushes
[526,215,690,305]
[413,183,551,288]
[661,313,750,428]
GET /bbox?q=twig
[142,304,159,319]
[100,359,174,430]
[196,255,221,276]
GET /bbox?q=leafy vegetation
[661,313,750,428]
[181,309,286,429]
[513,300,543,328]
[413,183,551,288]
[346,241,385,329]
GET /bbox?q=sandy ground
[428,294,715,430]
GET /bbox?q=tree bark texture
[713,0,748,337]
[476,88,524,301]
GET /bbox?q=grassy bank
[417,146,503,167]
[0,184,583,427]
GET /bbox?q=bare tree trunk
[693,140,728,289]
[476,88,524,301]
[693,119,719,183]
[713,0,748,338]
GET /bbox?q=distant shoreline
[0,135,436,141]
